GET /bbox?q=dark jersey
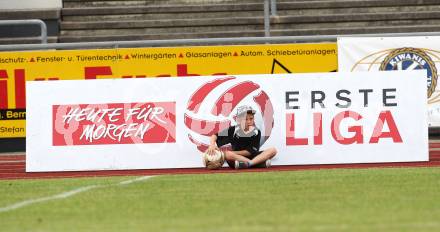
[216,125,261,156]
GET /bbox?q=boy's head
[236,105,256,129]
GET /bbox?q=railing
[271,0,277,16]
[264,0,270,37]
[0,19,47,44]
[265,0,278,36]
[3,31,440,52]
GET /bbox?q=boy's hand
[206,144,218,156]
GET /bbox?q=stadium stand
[0,0,439,44]
[0,6,59,44]
[60,0,266,42]
[59,0,440,43]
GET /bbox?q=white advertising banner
[26,71,428,172]
[338,36,440,127]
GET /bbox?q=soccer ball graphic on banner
[184,76,274,152]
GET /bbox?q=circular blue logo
[380,47,437,97]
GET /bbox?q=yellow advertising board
[0,43,337,138]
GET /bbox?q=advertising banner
[0,43,337,138]
[338,36,440,127]
[26,71,427,172]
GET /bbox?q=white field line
[0,176,154,213]
[311,222,440,231]
[0,152,25,157]
[118,175,153,185]
[0,160,25,164]
[0,185,99,213]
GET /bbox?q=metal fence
[0,19,47,44]
[3,31,440,52]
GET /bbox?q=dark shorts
[226,151,263,168]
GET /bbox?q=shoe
[234,160,249,169]
[253,159,271,168]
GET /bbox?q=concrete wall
[0,0,62,10]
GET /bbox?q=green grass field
[1,167,440,232]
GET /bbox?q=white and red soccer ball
[184,76,274,152]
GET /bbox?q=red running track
[1,147,440,180]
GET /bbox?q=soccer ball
[202,150,225,170]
